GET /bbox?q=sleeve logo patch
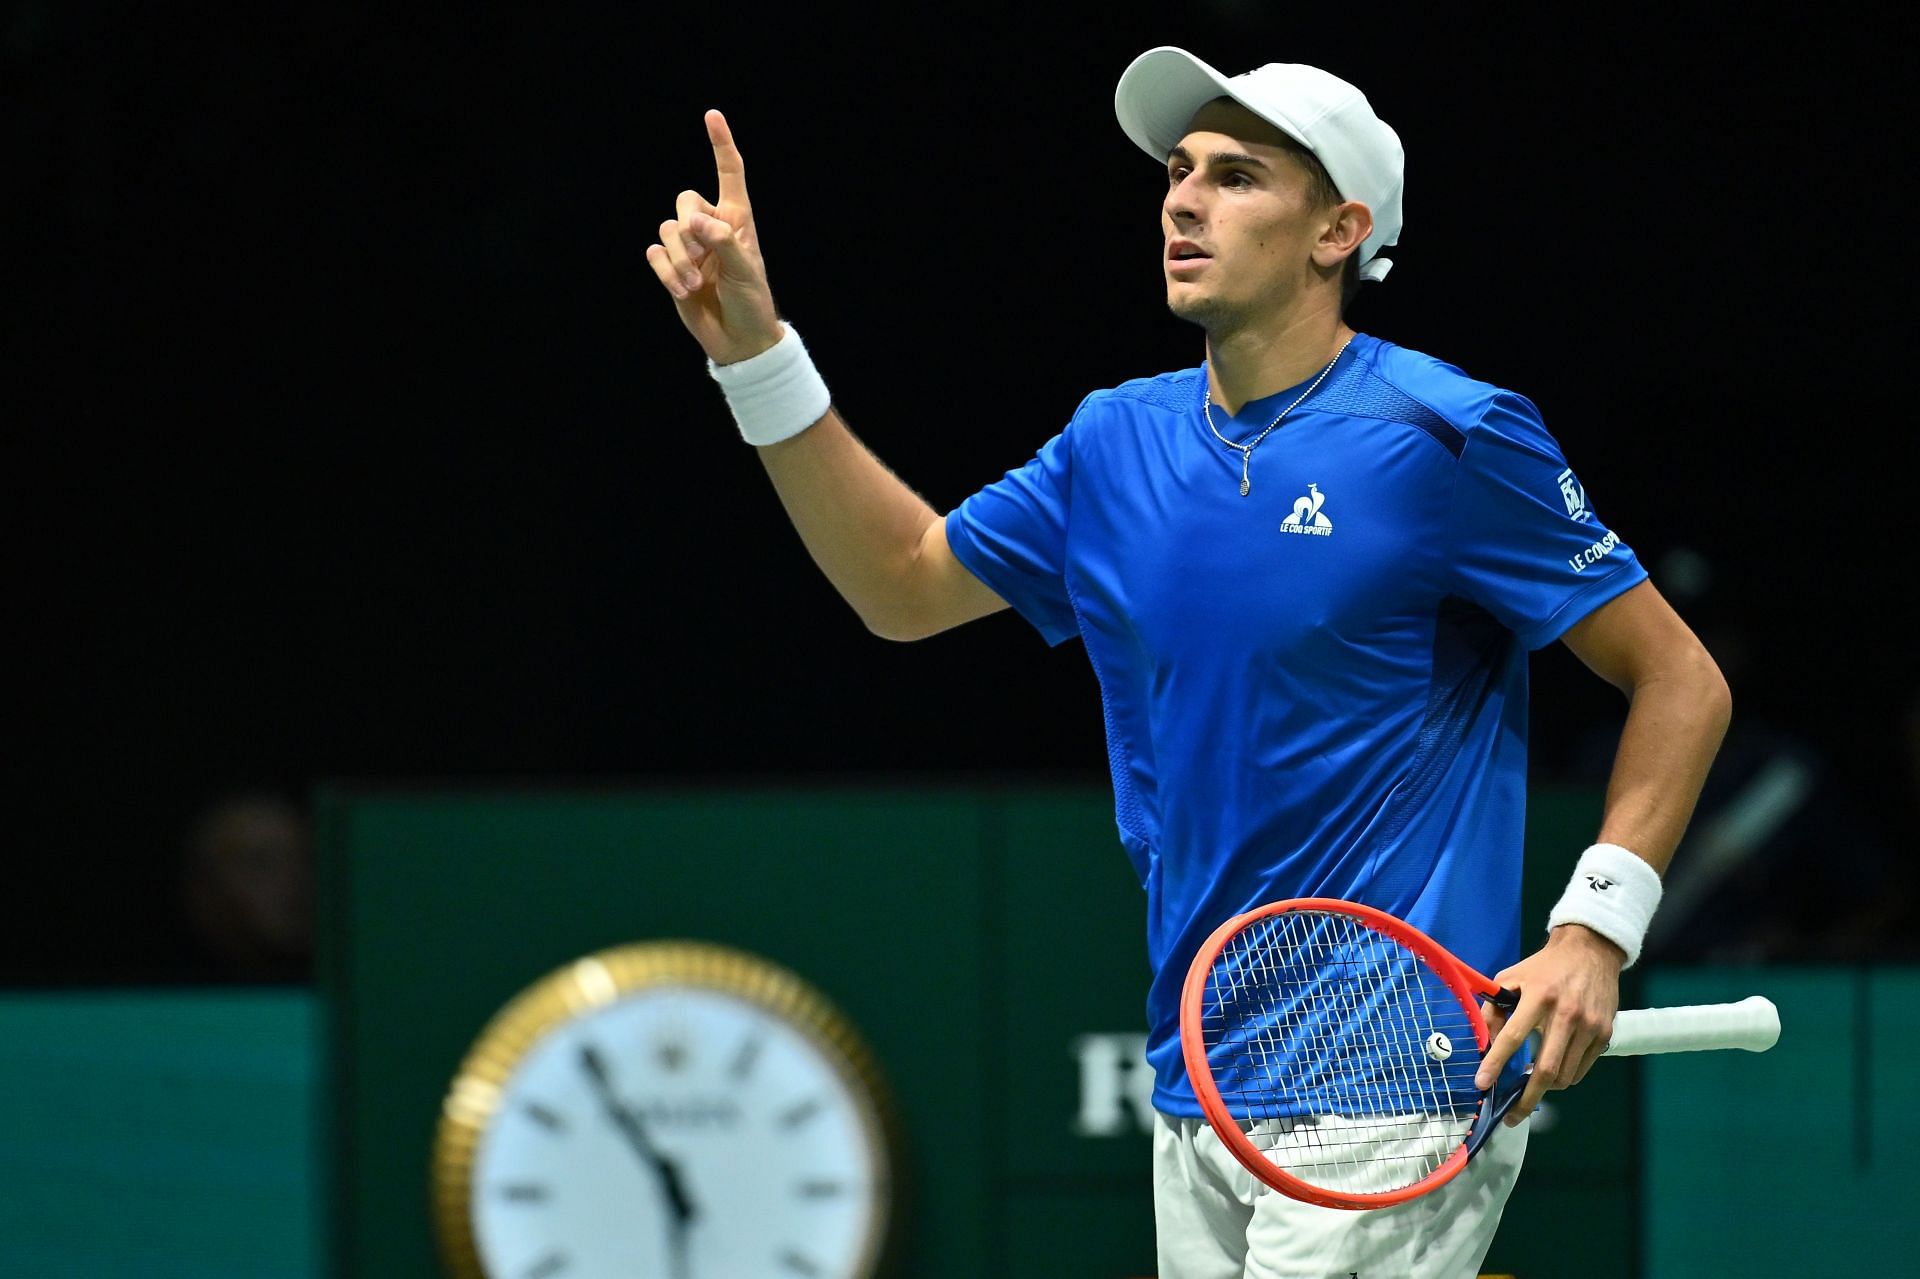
[1569,529,1620,573]
[1557,468,1592,522]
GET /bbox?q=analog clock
[433,941,901,1279]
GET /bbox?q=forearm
[755,408,947,640]
[1492,629,1732,1097]
[1591,644,1733,874]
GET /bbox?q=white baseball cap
[1114,46,1405,282]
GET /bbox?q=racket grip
[1604,995,1780,1056]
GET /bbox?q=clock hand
[669,1221,692,1279]
[577,1043,700,1227]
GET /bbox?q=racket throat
[1462,987,1527,1156]
[1463,1070,1528,1158]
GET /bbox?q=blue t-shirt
[945,333,1646,1115]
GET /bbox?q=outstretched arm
[1476,579,1732,1117]
[645,110,1006,641]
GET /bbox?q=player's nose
[1164,172,1205,222]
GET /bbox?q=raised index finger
[705,109,749,209]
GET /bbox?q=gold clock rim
[431,939,902,1279]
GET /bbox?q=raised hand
[647,109,783,366]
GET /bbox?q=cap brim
[1114,46,1312,164]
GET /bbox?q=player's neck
[1204,308,1354,417]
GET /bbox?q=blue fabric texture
[944,334,1646,1114]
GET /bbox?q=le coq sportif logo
[1281,483,1332,537]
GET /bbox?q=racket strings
[1200,909,1485,1195]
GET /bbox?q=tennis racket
[1179,897,1779,1210]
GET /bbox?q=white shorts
[1152,1109,1530,1279]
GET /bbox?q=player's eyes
[1166,168,1254,189]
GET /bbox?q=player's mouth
[1167,240,1212,273]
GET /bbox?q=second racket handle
[1603,995,1781,1057]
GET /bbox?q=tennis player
[649,45,1731,1279]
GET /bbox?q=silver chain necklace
[1202,335,1354,496]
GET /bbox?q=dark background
[7,3,1909,982]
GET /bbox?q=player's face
[1162,101,1333,331]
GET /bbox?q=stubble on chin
[1166,286,1235,336]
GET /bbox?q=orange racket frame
[1179,897,1510,1210]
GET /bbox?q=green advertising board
[0,991,318,1278]
[317,782,1626,1278]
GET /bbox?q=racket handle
[1603,995,1780,1056]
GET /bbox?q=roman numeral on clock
[521,1101,568,1134]
[728,1032,764,1082]
[777,1096,824,1130]
[795,1178,846,1199]
[522,1250,569,1278]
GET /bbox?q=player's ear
[1313,200,1372,271]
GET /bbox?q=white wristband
[706,322,832,446]
[1546,842,1663,968]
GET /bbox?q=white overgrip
[1603,995,1781,1056]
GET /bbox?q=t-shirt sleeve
[1446,392,1648,650]
[944,424,1079,646]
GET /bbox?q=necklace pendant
[1239,476,1251,497]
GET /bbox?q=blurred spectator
[177,793,314,983]
[1568,548,1907,963]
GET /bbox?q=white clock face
[470,982,890,1279]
